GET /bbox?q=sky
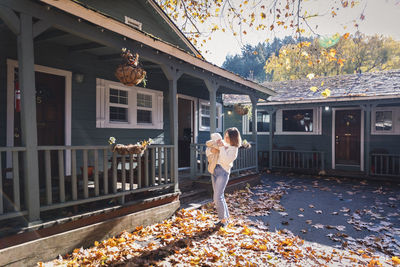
[198,0,400,66]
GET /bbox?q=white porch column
[205,80,218,134]
[250,96,259,172]
[267,108,276,170]
[18,13,40,223]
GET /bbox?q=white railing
[190,143,257,178]
[371,153,400,177]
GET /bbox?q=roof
[40,0,275,97]
[223,69,400,105]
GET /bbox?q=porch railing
[190,143,257,177]
[272,150,325,171]
[258,150,325,171]
[0,145,175,223]
[0,147,27,220]
[370,153,400,177]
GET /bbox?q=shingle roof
[222,69,400,105]
[266,69,400,102]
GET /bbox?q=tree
[222,36,299,82]
[264,33,400,81]
[155,0,369,54]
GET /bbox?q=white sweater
[216,145,238,173]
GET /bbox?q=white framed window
[243,111,270,135]
[96,78,163,129]
[371,107,400,135]
[199,99,222,131]
[276,107,322,135]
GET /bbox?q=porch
[0,0,274,240]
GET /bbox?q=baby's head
[210,133,222,142]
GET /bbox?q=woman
[210,127,241,227]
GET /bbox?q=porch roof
[38,0,276,98]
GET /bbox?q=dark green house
[224,70,400,178]
[0,0,274,264]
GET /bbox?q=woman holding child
[206,127,242,227]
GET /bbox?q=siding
[77,0,193,54]
[224,103,400,170]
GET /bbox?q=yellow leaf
[393,256,400,265]
[306,73,315,80]
[310,86,318,92]
[321,81,324,86]
[343,32,350,39]
[321,88,331,98]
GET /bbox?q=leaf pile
[38,183,397,266]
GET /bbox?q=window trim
[275,107,322,135]
[124,16,142,30]
[242,110,270,135]
[199,99,223,132]
[371,107,400,135]
[96,78,163,129]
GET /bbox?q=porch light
[227,110,232,115]
[325,106,330,111]
[74,72,85,84]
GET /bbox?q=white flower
[108,137,116,145]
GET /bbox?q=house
[0,0,275,265]
[224,70,400,178]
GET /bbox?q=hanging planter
[233,103,249,116]
[115,48,147,86]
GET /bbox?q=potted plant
[108,137,153,155]
[115,48,147,87]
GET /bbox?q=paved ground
[252,173,400,256]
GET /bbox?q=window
[199,100,222,131]
[96,78,163,129]
[124,16,142,30]
[137,93,152,124]
[243,111,270,135]
[109,88,129,122]
[372,107,400,135]
[276,107,322,135]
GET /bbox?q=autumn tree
[155,0,368,54]
[264,33,400,81]
[222,36,299,82]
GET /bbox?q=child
[209,128,241,228]
[205,133,224,174]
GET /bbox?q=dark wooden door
[36,72,65,179]
[335,109,361,165]
[14,71,65,181]
[178,98,193,168]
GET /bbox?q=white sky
[200,0,400,66]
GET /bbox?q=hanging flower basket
[108,137,153,156]
[234,104,249,116]
[115,48,147,86]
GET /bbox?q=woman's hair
[225,127,242,147]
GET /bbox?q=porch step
[179,188,210,204]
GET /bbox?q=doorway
[14,71,65,178]
[178,97,196,168]
[333,109,363,169]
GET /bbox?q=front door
[335,109,361,166]
[14,71,65,178]
[178,98,194,168]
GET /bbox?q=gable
[75,0,198,55]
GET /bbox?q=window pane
[201,116,210,127]
[137,110,152,123]
[201,104,210,115]
[110,88,128,105]
[282,109,313,132]
[110,106,127,122]
[375,111,392,131]
[256,112,269,132]
[137,93,152,108]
